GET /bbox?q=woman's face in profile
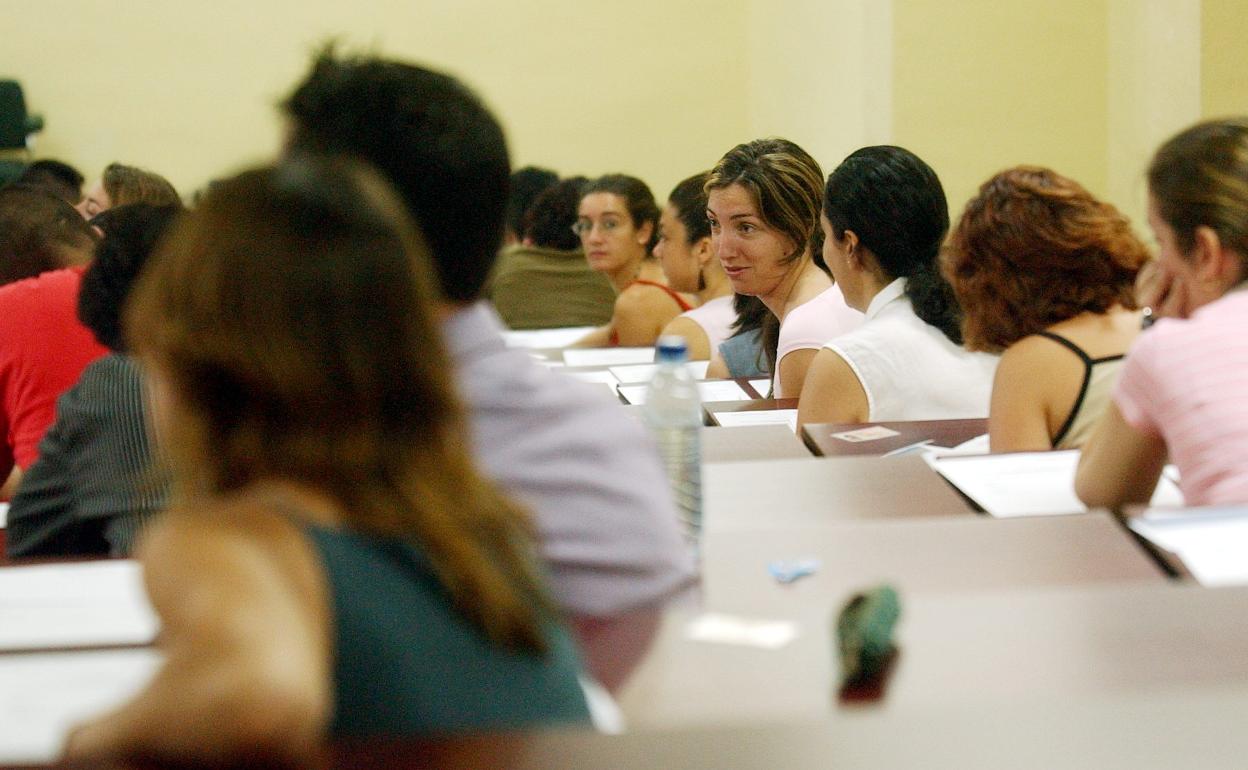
[654,203,701,293]
[708,183,795,299]
[75,181,112,220]
[576,192,649,275]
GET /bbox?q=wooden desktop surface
[704,454,975,531]
[802,418,989,457]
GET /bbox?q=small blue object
[768,558,821,584]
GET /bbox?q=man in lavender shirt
[282,51,694,623]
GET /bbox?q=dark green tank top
[302,524,591,736]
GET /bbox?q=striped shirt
[6,354,167,558]
[1114,289,1248,506]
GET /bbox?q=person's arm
[659,316,711,360]
[1075,403,1167,508]
[63,505,332,765]
[988,340,1061,453]
[796,347,869,427]
[705,354,730,379]
[612,286,682,347]
[0,466,20,501]
[570,324,613,348]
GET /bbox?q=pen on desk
[881,439,934,458]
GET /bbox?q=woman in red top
[571,175,694,347]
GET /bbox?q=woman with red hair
[942,166,1150,451]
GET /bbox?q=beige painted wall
[892,0,1111,222]
[1202,0,1248,117]
[1,0,752,203]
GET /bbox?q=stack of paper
[0,561,159,651]
[608,360,710,384]
[1130,507,1248,586]
[714,409,799,431]
[931,450,1184,518]
[617,380,750,406]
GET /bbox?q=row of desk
[0,342,1240,768]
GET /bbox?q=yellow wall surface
[892,0,1110,220]
[1,0,751,203]
[1202,0,1248,117]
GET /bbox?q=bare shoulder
[661,316,710,359]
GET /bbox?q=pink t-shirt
[773,284,864,398]
[1114,290,1248,506]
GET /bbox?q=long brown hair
[102,163,182,209]
[126,158,550,653]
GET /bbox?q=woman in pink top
[1077,118,1248,508]
[705,138,861,398]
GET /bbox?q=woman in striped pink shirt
[1077,118,1248,508]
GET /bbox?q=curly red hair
[941,166,1149,352]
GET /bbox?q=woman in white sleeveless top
[655,172,737,360]
[798,146,997,427]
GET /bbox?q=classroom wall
[1,0,1242,225]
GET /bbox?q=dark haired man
[283,52,693,625]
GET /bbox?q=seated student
[75,162,181,219]
[942,167,1149,451]
[571,174,695,347]
[489,176,616,329]
[706,294,770,379]
[503,165,558,246]
[0,184,97,286]
[7,204,180,558]
[283,51,693,626]
[14,159,85,205]
[1077,118,1248,508]
[706,138,862,398]
[64,160,590,765]
[655,172,736,361]
[798,146,997,426]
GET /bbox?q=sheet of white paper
[713,409,799,431]
[617,380,749,405]
[1130,507,1248,587]
[933,450,1184,517]
[0,561,160,651]
[920,433,990,468]
[685,613,797,649]
[566,369,620,385]
[608,360,710,384]
[748,378,772,397]
[0,648,163,764]
[562,347,655,367]
[0,502,7,528]
[501,326,597,349]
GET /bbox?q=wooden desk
[701,425,811,463]
[615,581,1248,729]
[705,455,974,532]
[699,513,1164,614]
[802,419,988,457]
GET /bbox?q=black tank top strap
[1034,331,1094,448]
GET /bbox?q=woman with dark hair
[1077,118,1248,508]
[7,204,180,558]
[63,159,588,764]
[797,145,996,427]
[572,174,695,347]
[75,162,182,219]
[706,138,862,397]
[942,167,1149,451]
[654,172,735,360]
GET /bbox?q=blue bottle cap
[655,335,688,363]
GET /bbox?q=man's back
[445,304,694,617]
[489,245,615,330]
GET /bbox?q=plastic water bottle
[643,336,703,552]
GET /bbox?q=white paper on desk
[1130,507,1248,587]
[563,347,655,367]
[608,360,710,384]
[686,613,797,649]
[932,450,1183,517]
[0,561,159,651]
[0,501,8,528]
[618,380,749,405]
[713,409,799,431]
[0,648,163,764]
[502,326,597,349]
[748,378,772,397]
[566,369,620,385]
